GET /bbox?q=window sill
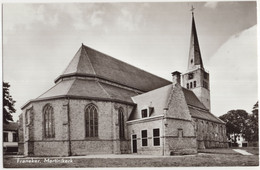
[43,137,55,140]
[84,137,99,140]
[153,145,161,147]
[119,138,127,141]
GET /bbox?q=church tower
[182,9,211,111]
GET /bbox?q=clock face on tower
[188,73,194,80]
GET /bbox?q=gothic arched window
[43,104,55,138]
[85,104,98,137]
[118,108,125,139]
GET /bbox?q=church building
[18,12,228,156]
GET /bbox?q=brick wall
[128,118,164,155]
[18,114,24,155]
[164,119,197,155]
[21,98,134,156]
[166,84,192,121]
[192,118,228,148]
[33,141,69,156]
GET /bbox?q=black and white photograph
[2,0,258,168]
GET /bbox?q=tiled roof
[188,107,224,124]
[37,79,75,99]
[37,78,138,104]
[57,44,171,92]
[129,84,224,124]
[3,122,18,131]
[130,84,172,120]
[100,82,139,103]
[182,88,207,109]
[182,88,224,124]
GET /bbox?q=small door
[132,134,137,153]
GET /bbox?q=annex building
[18,12,228,156]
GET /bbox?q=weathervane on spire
[191,5,195,16]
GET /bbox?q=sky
[2,1,257,121]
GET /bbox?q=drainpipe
[67,98,72,156]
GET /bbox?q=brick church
[18,12,228,156]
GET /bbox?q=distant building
[229,134,248,147]
[3,122,18,153]
[18,11,228,157]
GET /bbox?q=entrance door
[132,134,137,153]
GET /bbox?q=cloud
[3,4,44,30]
[116,5,145,31]
[208,25,257,116]
[117,8,136,31]
[204,2,219,9]
[90,10,104,27]
[4,4,93,32]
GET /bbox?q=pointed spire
[191,5,195,16]
[187,7,204,71]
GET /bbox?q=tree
[250,101,258,141]
[219,110,249,142]
[3,82,16,123]
[252,101,258,114]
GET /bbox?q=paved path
[232,149,253,155]
[5,154,197,159]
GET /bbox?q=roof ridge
[182,87,207,110]
[187,103,208,112]
[206,111,226,124]
[134,84,172,98]
[180,86,190,110]
[99,80,140,95]
[61,46,82,75]
[97,81,112,99]
[81,45,96,75]
[166,87,174,109]
[36,80,66,99]
[83,44,171,83]
[65,79,77,95]
[187,100,224,124]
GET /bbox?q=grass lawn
[239,147,259,155]
[199,147,259,155]
[3,151,259,168]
